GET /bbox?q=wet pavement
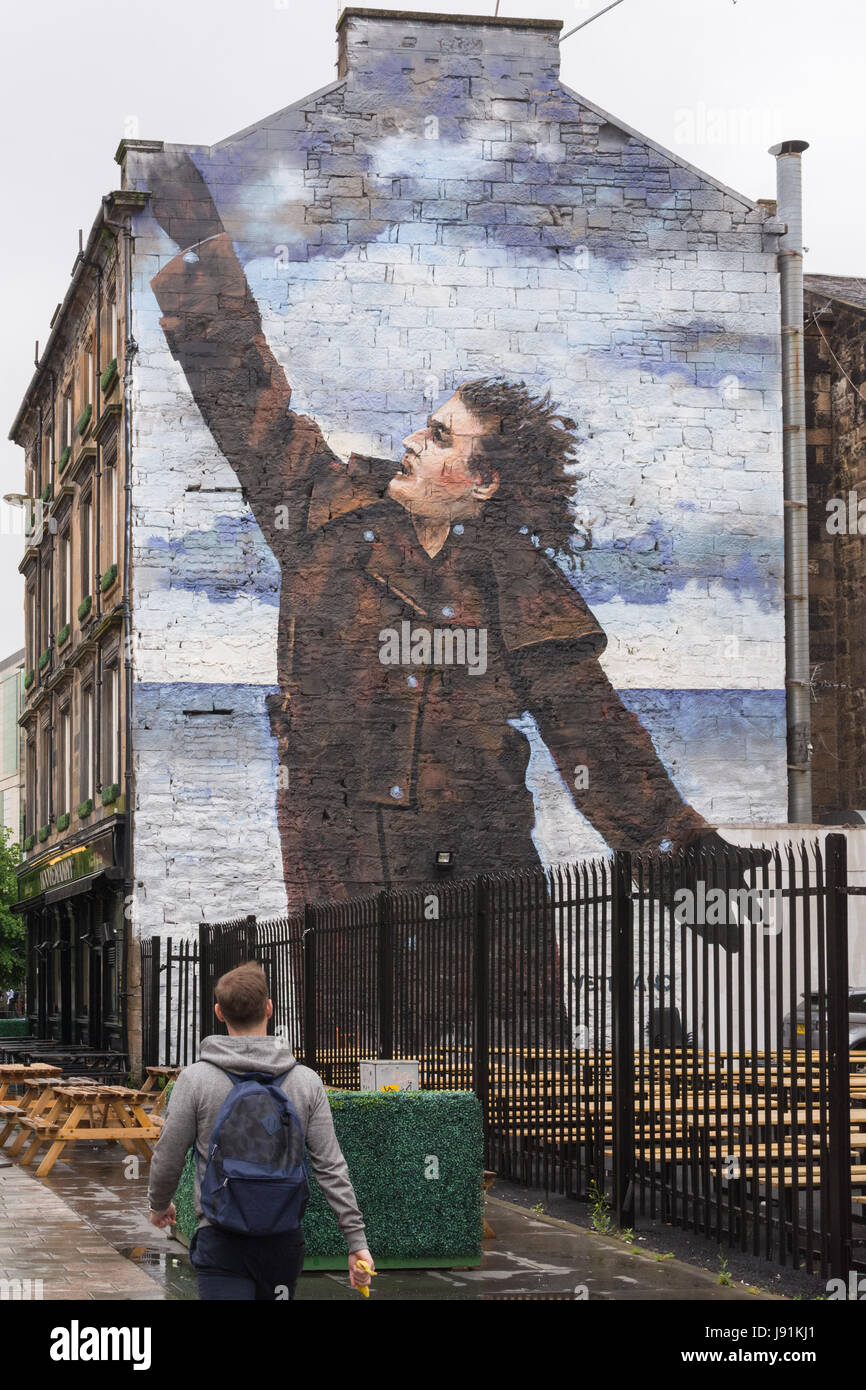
[18,1143,780,1300]
[0,1163,167,1301]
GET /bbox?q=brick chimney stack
[336,8,563,91]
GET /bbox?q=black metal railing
[141,935,199,1069]
[141,834,862,1278]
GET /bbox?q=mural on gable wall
[129,24,787,952]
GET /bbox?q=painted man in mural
[148,152,739,948]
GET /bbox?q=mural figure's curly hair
[456,376,587,556]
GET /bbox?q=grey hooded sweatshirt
[147,1035,367,1253]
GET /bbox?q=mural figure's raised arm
[147,151,340,547]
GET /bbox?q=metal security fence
[142,834,863,1277]
[141,935,199,1069]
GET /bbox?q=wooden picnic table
[14,1082,160,1178]
[137,1065,183,1115]
[0,1062,61,1100]
[0,1066,64,1150]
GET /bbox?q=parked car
[782,988,866,1061]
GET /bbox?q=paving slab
[0,1166,169,1301]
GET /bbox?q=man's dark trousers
[190,1225,305,1301]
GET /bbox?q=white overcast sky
[0,0,861,657]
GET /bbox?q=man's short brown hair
[214,962,269,1028]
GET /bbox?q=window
[105,287,118,367]
[25,740,35,838]
[85,346,93,406]
[64,393,73,450]
[80,495,92,601]
[104,664,119,787]
[39,562,50,658]
[39,724,51,828]
[59,706,71,816]
[80,686,94,802]
[26,587,36,671]
[104,460,117,568]
[59,532,71,627]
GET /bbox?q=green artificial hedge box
[170,1088,483,1269]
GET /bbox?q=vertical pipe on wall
[770,140,812,823]
[102,200,137,1065]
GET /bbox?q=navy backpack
[200,1069,310,1236]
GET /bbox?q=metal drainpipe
[769,140,812,823]
[93,269,103,792]
[102,201,136,1062]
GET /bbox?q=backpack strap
[221,1069,290,1088]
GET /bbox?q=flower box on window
[100,563,118,594]
[23,835,35,853]
[77,798,93,819]
[57,623,70,648]
[40,483,52,504]
[101,783,120,806]
[59,445,72,474]
[37,825,49,843]
[78,594,92,622]
[56,812,70,833]
[100,358,118,394]
[76,403,92,437]
[38,649,50,672]
[23,670,34,691]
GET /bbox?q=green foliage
[77,594,92,622]
[59,445,71,473]
[717,1251,733,1286]
[77,798,93,819]
[38,649,50,671]
[23,670,34,691]
[76,403,92,436]
[172,1089,484,1264]
[37,825,49,843]
[100,563,118,593]
[40,483,52,504]
[56,813,70,832]
[100,358,118,392]
[57,623,70,648]
[587,1178,612,1233]
[101,783,120,806]
[0,825,23,989]
[23,835,34,853]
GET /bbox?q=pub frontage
[14,823,127,1052]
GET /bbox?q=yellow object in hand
[356,1258,376,1298]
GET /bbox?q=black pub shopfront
[15,823,126,1051]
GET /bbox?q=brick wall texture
[122,12,789,936]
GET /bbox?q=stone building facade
[0,649,25,843]
[9,193,144,1050]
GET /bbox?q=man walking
[148,962,375,1300]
